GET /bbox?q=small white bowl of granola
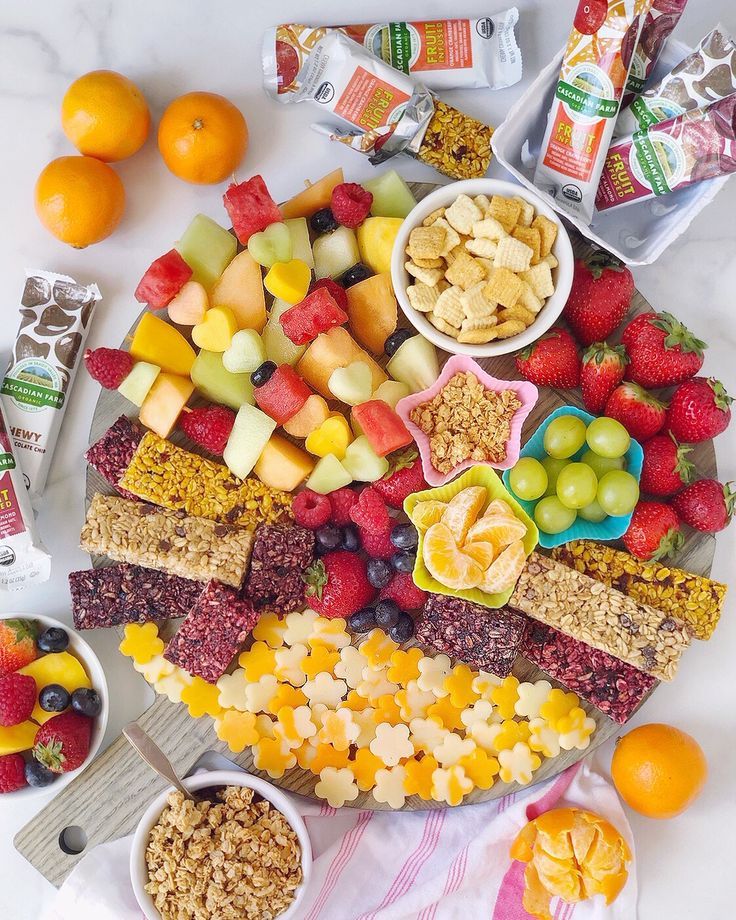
[391,178,573,357]
[130,770,312,920]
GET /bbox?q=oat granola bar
[245,523,315,614]
[80,494,253,588]
[84,415,144,501]
[552,540,726,641]
[510,553,691,681]
[417,100,493,180]
[522,620,656,724]
[118,431,293,528]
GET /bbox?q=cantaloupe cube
[296,327,387,399]
[139,372,194,437]
[280,168,344,220]
[345,272,398,355]
[283,394,331,438]
[253,434,315,491]
[130,312,196,376]
[211,250,267,332]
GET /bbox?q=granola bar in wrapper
[616,24,736,136]
[263,11,521,95]
[596,94,736,211]
[621,0,688,108]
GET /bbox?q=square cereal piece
[520,262,555,300]
[461,315,497,332]
[445,194,483,235]
[444,251,486,291]
[471,217,507,241]
[483,266,523,308]
[433,286,465,327]
[519,282,544,314]
[495,319,527,339]
[408,225,447,260]
[465,237,498,259]
[543,253,559,269]
[423,206,446,226]
[405,261,444,286]
[489,196,522,233]
[531,214,558,257]
[473,194,491,215]
[460,282,497,318]
[407,255,445,269]
[427,311,460,338]
[458,327,498,344]
[512,196,535,227]
[494,236,534,273]
[407,282,441,313]
[498,305,536,327]
[433,218,461,255]
[512,226,542,265]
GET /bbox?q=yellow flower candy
[119,622,164,664]
[306,743,351,775]
[266,684,308,714]
[154,668,193,703]
[433,733,476,767]
[559,715,596,752]
[253,736,297,779]
[431,764,473,806]
[403,755,439,800]
[244,674,279,713]
[356,666,398,702]
[409,716,449,754]
[181,677,224,719]
[351,708,377,748]
[308,617,351,650]
[133,653,174,684]
[273,643,308,686]
[459,747,499,790]
[396,681,435,721]
[498,742,541,785]
[492,719,531,753]
[528,717,562,758]
[386,648,423,687]
[539,689,580,731]
[214,710,259,753]
[359,629,400,671]
[315,766,359,807]
[426,696,465,732]
[301,645,340,680]
[341,690,373,713]
[491,675,520,719]
[373,694,403,726]
[442,664,480,709]
[555,705,587,735]
[238,641,277,682]
[251,611,287,648]
[349,748,385,791]
[274,705,316,748]
[318,709,360,751]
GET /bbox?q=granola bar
[69,563,203,630]
[417,100,493,180]
[80,494,253,588]
[118,431,293,528]
[245,568,306,614]
[164,580,259,682]
[246,523,315,613]
[510,553,691,682]
[415,594,527,676]
[552,540,726,641]
[522,620,656,724]
[84,415,144,501]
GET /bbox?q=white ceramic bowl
[0,613,109,801]
[390,178,574,357]
[130,769,313,920]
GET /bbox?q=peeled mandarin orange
[423,523,483,590]
[158,91,248,184]
[484,499,514,516]
[35,155,125,248]
[411,499,447,531]
[62,70,150,161]
[611,722,707,819]
[466,513,527,547]
[462,540,496,568]
[440,486,487,543]
[478,539,526,593]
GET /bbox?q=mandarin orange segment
[440,487,487,543]
[461,540,496,568]
[411,499,447,530]
[484,498,514,517]
[423,523,483,590]
[466,513,526,547]
[478,539,526,593]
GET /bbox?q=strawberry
[667,377,732,443]
[0,619,37,678]
[84,347,134,389]
[563,251,634,345]
[0,754,27,793]
[179,405,235,455]
[379,572,427,611]
[623,500,684,561]
[515,328,580,389]
[371,449,428,508]
[639,434,693,497]
[622,312,705,388]
[604,383,667,442]
[33,711,92,773]
[673,480,735,533]
[0,673,37,727]
[580,342,628,414]
[349,488,390,534]
[303,551,376,619]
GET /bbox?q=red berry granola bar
[84,415,144,501]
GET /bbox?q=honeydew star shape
[396,681,436,721]
[515,680,553,720]
[283,609,320,646]
[442,664,480,709]
[370,722,415,767]
[350,748,385,791]
[334,646,368,688]
[119,622,164,664]
[274,643,308,686]
[181,677,224,719]
[403,755,439,800]
[539,689,581,731]
[417,654,452,697]
[359,629,400,671]
[308,618,351,650]
[387,648,423,686]
[238,641,277,682]
[315,766,360,808]
[528,717,562,758]
[434,732,476,767]
[253,737,297,779]
[318,708,360,751]
[251,611,287,649]
[216,669,250,711]
[214,710,259,753]
[357,666,399,702]
[409,716,450,754]
[498,742,541,785]
[491,675,521,719]
[303,672,348,708]
[373,765,408,808]
[431,765,473,806]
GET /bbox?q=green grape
[585,416,631,459]
[541,456,570,495]
[543,415,587,459]
[581,449,625,479]
[534,496,577,534]
[597,470,640,516]
[556,462,598,509]
[578,499,608,523]
[509,457,548,501]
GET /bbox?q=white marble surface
[0,1,734,917]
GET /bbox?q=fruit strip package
[415,594,528,676]
[1,270,101,503]
[509,553,691,681]
[263,11,522,96]
[79,494,254,588]
[69,563,204,630]
[522,620,656,724]
[596,95,736,211]
[118,431,293,528]
[164,580,259,683]
[245,523,315,614]
[84,414,145,501]
[552,540,726,641]
[620,0,688,108]
[533,0,654,223]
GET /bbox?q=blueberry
[71,688,102,718]
[25,760,55,788]
[340,263,372,288]
[366,558,393,589]
[315,524,342,553]
[374,599,401,629]
[310,208,339,234]
[389,612,415,643]
[384,328,413,357]
[37,627,69,653]
[250,361,277,388]
[340,525,361,553]
[390,523,418,551]
[391,551,416,574]
[39,684,70,713]
[347,607,377,633]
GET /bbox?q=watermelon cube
[280,288,348,346]
[224,175,283,245]
[254,365,312,425]
[135,250,192,308]
[352,400,413,457]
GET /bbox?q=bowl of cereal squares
[391,178,574,356]
[130,770,312,920]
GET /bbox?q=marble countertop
[0,1,734,917]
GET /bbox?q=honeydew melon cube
[386,334,439,393]
[342,435,390,482]
[117,361,161,407]
[285,218,314,269]
[176,214,237,290]
[305,453,353,494]
[223,404,276,480]
[313,226,360,279]
[262,299,307,366]
[190,350,254,410]
[364,170,417,218]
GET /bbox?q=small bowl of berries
[0,613,108,800]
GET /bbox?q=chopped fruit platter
[73,172,728,815]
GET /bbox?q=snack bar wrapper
[616,24,736,136]
[596,94,736,211]
[263,11,522,95]
[533,0,654,223]
[1,271,101,504]
[621,0,688,108]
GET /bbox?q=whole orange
[35,156,125,248]
[611,722,707,819]
[157,91,248,184]
[62,70,150,162]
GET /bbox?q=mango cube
[357,217,404,274]
[263,259,311,304]
[0,721,38,755]
[130,312,196,376]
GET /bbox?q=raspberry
[330,182,373,229]
[292,489,332,529]
[179,405,236,455]
[0,753,27,793]
[0,672,37,727]
[359,526,395,560]
[349,488,390,534]
[329,487,359,526]
[379,572,428,611]
[84,348,134,389]
[310,277,349,312]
